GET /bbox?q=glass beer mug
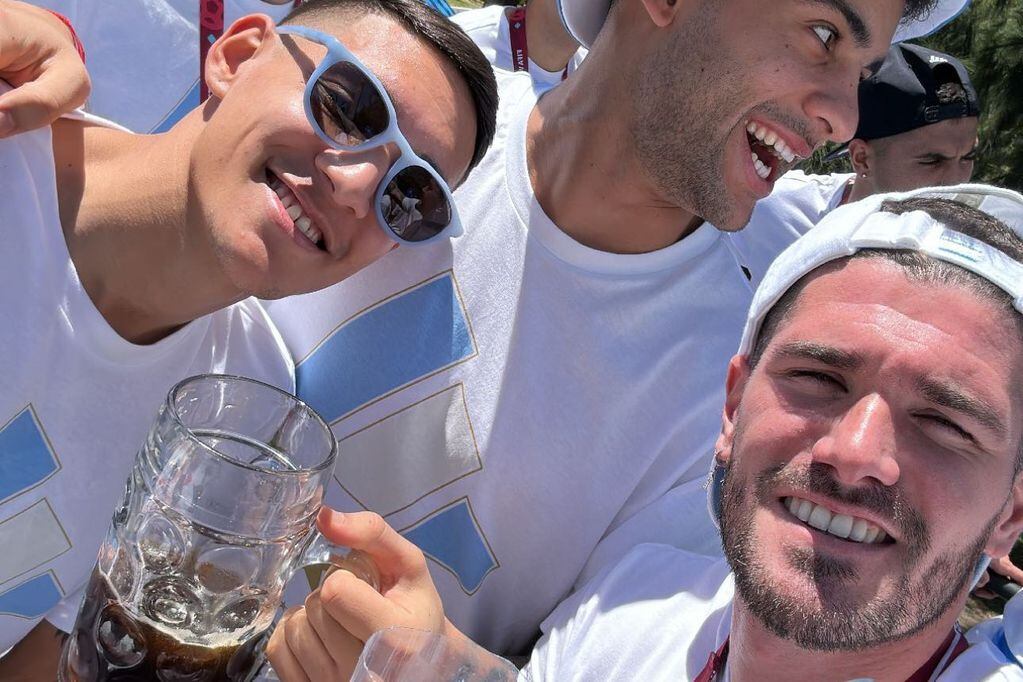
[60,374,374,681]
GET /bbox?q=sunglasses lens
[380,166,452,243]
[310,61,389,145]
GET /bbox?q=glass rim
[165,373,338,477]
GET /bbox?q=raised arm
[0,0,89,137]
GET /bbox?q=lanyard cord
[507,6,569,81]
[696,629,968,682]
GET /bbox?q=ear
[847,138,871,177]
[984,477,1023,559]
[638,0,682,29]
[205,14,278,100]
[714,355,751,465]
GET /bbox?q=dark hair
[902,0,943,23]
[748,197,1023,471]
[282,0,498,177]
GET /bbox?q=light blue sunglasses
[278,25,463,245]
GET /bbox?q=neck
[54,109,244,345]
[727,598,962,682]
[522,0,579,73]
[526,58,702,254]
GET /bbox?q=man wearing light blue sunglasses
[0,0,497,675]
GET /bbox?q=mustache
[754,462,931,558]
[747,102,816,151]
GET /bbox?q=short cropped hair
[282,0,498,177]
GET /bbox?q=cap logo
[937,231,985,264]
[929,55,949,64]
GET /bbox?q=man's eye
[788,370,844,390]
[812,24,837,50]
[921,414,975,443]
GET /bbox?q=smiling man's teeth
[746,121,797,163]
[267,174,323,247]
[783,496,888,544]
[751,152,771,180]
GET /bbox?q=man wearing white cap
[3,0,972,659]
[268,185,1023,681]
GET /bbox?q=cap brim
[556,0,970,49]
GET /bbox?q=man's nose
[804,70,860,145]
[314,144,398,220]
[810,394,901,488]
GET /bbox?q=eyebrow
[804,0,871,47]
[773,341,864,370]
[917,377,1007,438]
[418,153,446,181]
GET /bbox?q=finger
[318,566,420,643]
[992,556,1023,584]
[305,590,366,679]
[265,609,312,682]
[317,509,431,584]
[282,605,341,681]
[0,61,90,137]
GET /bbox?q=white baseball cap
[558,0,971,49]
[738,183,1023,358]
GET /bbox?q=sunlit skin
[528,0,905,255]
[716,258,1023,681]
[52,12,476,343]
[847,116,980,202]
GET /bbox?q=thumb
[317,509,431,584]
[0,56,90,138]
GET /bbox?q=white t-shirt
[263,72,754,654]
[30,0,297,132]
[452,5,586,89]
[727,170,853,288]
[523,543,1023,681]
[0,113,294,653]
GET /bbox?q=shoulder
[767,171,851,210]
[451,5,504,34]
[523,545,732,681]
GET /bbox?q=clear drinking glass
[351,627,518,682]
[59,374,374,681]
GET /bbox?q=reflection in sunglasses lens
[380,167,451,242]
[311,62,389,145]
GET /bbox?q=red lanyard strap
[507,6,528,72]
[199,0,225,100]
[697,629,968,682]
[506,6,569,81]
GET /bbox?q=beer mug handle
[297,530,381,592]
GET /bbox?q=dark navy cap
[855,42,980,141]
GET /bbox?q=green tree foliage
[803,1,1023,192]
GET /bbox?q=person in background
[730,42,981,288]
[0,0,496,676]
[452,0,586,89]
